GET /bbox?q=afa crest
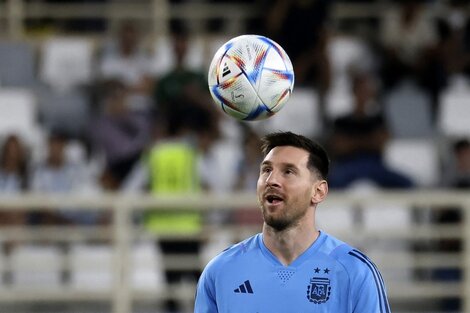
[307,277,331,304]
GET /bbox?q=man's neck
[262,223,319,266]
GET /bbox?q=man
[194,131,391,312]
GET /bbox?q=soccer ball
[208,35,294,121]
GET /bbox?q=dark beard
[261,201,308,232]
[264,214,291,231]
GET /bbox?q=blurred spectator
[446,139,470,188]
[234,126,262,192]
[98,21,154,112]
[196,128,225,193]
[437,0,470,78]
[89,80,151,186]
[264,0,332,94]
[129,118,203,313]
[430,0,470,117]
[430,138,470,311]
[123,116,204,283]
[143,120,202,235]
[98,166,121,192]
[154,25,219,141]
[232,126,263,225]
[30,131,100,225]
[0,134,29,227]
[0,135,28,193]
[379,0,438,94]
[328,71,414,189]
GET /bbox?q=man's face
[256,146,316,231]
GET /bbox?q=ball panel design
[209,70,258,118]
[244,101,275,121]
[262,46,288,72]
[208,34,294,121]
[217,55,244,85]
[258,68,294,112]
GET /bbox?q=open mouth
[266,194,284,204]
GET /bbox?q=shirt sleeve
[194,267,218,313]
[348,249,391,313]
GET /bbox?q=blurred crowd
[0,1,469,311]
[0,0,469,229]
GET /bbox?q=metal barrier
[0,191,469,313]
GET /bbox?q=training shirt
[194,231,390,313]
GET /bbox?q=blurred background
[0,0,469,312]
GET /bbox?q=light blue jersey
[195,231,390,313]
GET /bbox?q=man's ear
[312,180,328,205]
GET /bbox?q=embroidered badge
[307,276,331,304]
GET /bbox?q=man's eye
[262,167,271,173]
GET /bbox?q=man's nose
[265,170,281,187]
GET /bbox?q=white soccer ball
[208,35,294,121]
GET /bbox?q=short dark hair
[260,131,330,179]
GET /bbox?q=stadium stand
[0,1,469,313]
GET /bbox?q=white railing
[0,191,470,313]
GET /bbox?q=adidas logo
[234,280,253,294]
[222,63,231,77]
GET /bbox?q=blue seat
[0,41,36,87]
[384,80,434,138]
[35,85,91,138]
